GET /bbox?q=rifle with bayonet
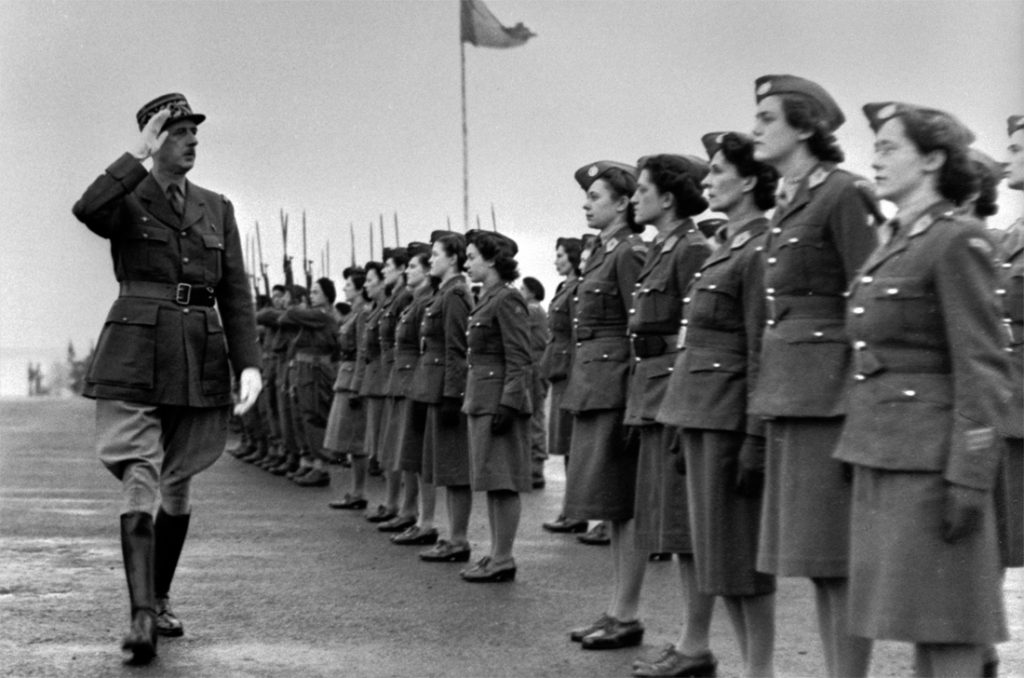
[281,209,294,288]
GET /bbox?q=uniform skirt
[466,413,531,492]
[634,425,691,554]
[422,405,470,487]
[393,398,427,473]
[563,409,637,522]
[995,437,1024,567]
[848,465,1007,643]
[323,389,366,457]
[684,429,776,596]
[363,396,386,462]
[758,417,851,578]
[377,396,403,470]
[547,379,573,456]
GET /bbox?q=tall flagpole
[460,37,469,232]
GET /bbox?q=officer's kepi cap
[754,74,845,132]
[136,93,205,132]
[1009,115,1024,136]
[862,102,975,145]
[700,131,754,160]
[574,161,637,191]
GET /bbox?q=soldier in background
[72,94,261,663]
[519,276,549,489]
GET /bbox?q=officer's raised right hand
[129,109,171,160]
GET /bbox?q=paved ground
[1,397,1021,678]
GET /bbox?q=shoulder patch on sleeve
[968,237,993,256]
[965,427,995,452]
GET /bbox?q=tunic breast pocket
[634,277,678,324]
[124,227,173,274]
[689,276,741,329]
[870,276,936,335]
[579,284,623,323]
[775,224,836,289]
[201,234,224,284]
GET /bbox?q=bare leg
[918,643,983,678]
[674,555,714,656]
[349,457,367,498]
[813,577,872,678]
[723,598,749,665]
[446,485,472,545]
[489,490,520,563]
[417,475,436,531]
[398,470,419,519]
[609,518,646,622]
[384,468,402,514]
[741,594,776,678]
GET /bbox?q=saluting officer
[835,102,1012,677]
[72,94,261,663]
[747,74,878,678]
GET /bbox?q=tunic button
[183,308,190,314]
[573,297,579,303]
[694,273,701,279]
[183,257,190,263]
[681,319,688,325]
[667,367,673,372]
[852,307,865,315]
[854,340,867,349]
[766,319,776,326]
[180,231,186,237]
[602,354,609,359]
[767,257,777,264]
[488,371,494,377]
[813,331,823,337]
[629,308,636,314]
[635,282,642,287]
[713,362,721,368]
[1002,263,1012,269]
[765,288,775,294]
[141,216,148,222]
[682,297,690,303]
[903,389,916,397]
[121,316,128,321]
[772,227,782,234]
[886,288,899,295]
[788,237,799,243]
[996,288,1006,296]
[142,233,149,239]
[576,342,582,348]
[854,374,865,381]
[708,285,716,290]
[861,276,873,283]
[636,357,641,362]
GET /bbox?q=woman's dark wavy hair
[361,261,383,301]
[472,232,519,282]
[780,94,845,163]
[410,251,440,291]
[556,237,583,276]
[343,266,366,291]
[596,168,641,233]
[968,154,1000,218]
[896,109,977,205]
[638,155,709,218]
[436,233,468,271]
[717,133,780,211]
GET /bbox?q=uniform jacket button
[861,276,873,283]
[903,389,916,397]
[855,374,866,381]
[852,307,865,315]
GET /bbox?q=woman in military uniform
[459,231,533,582]
[657,132,778,678]
[415,232,474,563]
[747,74,877,677]
[326,266,369,509]
[541,237,588,534]
[560,161,648,647]
[834,102,1011,677]
[388,244,440,545]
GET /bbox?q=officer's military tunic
[748,163,877,578]
[539,277,578,457]
[73,153,259,507]
[279,304,340,461]
[324,296,367,458]
[463,283,534,492]
[355,302,386,463]
[834,202,1011,643]
[561,225,646,521]
[658,217,775,596]
[626,221,710,553]
[378,287,414,471]
[526,301,550,476]
[412,275,472,486]
[993,219,1024,567]
[389,284,435,473]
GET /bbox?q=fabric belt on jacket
[294,353,334,365]
[853,345,950,377]
[575,326,627,341]
[119,280,216,307]
[467,353,504,367]
[766,294,845,322]
[681,326,746,352]
[630,333,679,359]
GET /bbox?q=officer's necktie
[167,184,184,217]
[774,180,791,211]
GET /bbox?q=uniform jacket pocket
[88,300,160,389]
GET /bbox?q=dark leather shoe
[391,526,439,545]
[365,505,397,523]
[649,552,672,562]
[294,469,330,487]
[569,613,614,642]
[632,646,717,677]
[581,618,644,650]
[419,539,471,562]
[460,556,516,583]
[377,515,417,533]
[328,494,368,510]
[368,458,383,476]
[122,609,158,664]
[577,521,611,545]
[269,460,292,476]
[154,597,183,637]
[543,515,589,534]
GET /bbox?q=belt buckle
[175,283,192,305]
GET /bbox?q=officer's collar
[897,198,955,238]
[599,222,632,248]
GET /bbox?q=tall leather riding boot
[120,511,157,663]
[154,508,190,637]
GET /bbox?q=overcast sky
[1,0,1022,394]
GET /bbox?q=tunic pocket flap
[774,319,847,344]
[106,300,159,326]
[686,352,745,374]
[871,277,927,299]
[694,277,739,298]
[130,228,170,243]
[202,234,225,250]
[205,311,225,333]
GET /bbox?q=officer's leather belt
[575,326,627,341]
[631,333,678,359]
[294,353,334,365]
[853,346,950,376]
[119,280,215,307]
[682,326,746,352]
[767,295,844,321]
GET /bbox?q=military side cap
[493,232,518,256]
[574,160,636,191]
[406,241,431,257]
[754,74,845,132]
[1009,115,1024,136]
[697,218,727,239]
[342,265,364,278]
[556,236,581,250]
[863,102,975,144]
[464,229,484,246]
[431,230,466,247]
[700,131,753,160]
[382,246,407,262]
[136,93,205,132]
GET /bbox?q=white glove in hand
[129,109,171,160]
[233,367,263,416]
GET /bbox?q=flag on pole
[461,0,535,48]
